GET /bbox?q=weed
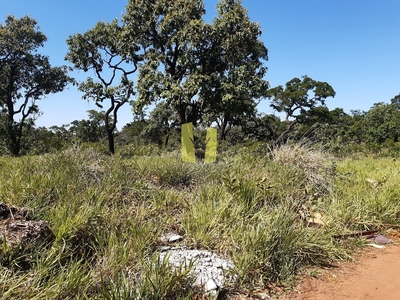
[0,144,398,298]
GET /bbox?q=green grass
[0,144,399,298]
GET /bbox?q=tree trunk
[218,113,229,142]
[165,132,170,147]
[6,112,21,156]
[177,104,187,125]
[107,129,115,155]
[8,126,20,156]
[105,109,115,155]
[273,120,297,147]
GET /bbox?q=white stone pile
[158,246,236,295]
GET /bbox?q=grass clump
[0,143,398,298]
[231,208,340,286]
[271,141,334,194]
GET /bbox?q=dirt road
[284,240,400,300]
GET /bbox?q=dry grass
[0,143,398,299]
[271,141,334,194]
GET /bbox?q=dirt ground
[282,236,400,300]
[0,202,53,252]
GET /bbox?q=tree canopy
[201,0,269,141]
[0,15,72,155]
[267,75,336,144]
[65,19,140,154]
[123,0,268,131]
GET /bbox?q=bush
[271,141,334,194]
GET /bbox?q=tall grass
[0,143,399,298]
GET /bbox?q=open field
[0,144,399,299]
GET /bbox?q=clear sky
[2,0,400,128]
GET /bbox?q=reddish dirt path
[283,240,400,300]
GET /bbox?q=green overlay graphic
[205,128,217,163]
[181,123,195,163]
[181,123,217,163]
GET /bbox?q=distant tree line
[1,1,399,156]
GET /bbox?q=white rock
[158,233,184,243]
[157,247,235,293]
[204,279,218,292]
[167,234,183,242]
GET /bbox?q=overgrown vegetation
[0,142,399,299]
[1,0,400,298]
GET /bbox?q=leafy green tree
[65,20,140,154]
[390,93,400,110]
[86,109,108,140]
[344,110,367,144]
[140,102,180,147]
[295,107,353,144]
[267,75,335,145]
[363,102,400,143]
[240,112,283,143]
[123,0,206,125]
[123,0,268,133]
[117,117,149,146]
[0,15,72,155]
[26,126,64,154]
[69,110,110,144]
[69,120,99,143]
[201,0,269,141]
[50,124,73,143]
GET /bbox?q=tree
[140,101,180,147]
[69,110,110,144]
[26,126,64,154]
[86,109,108,140]
[240,112,283,143]
[267,75,335,145]
[346,110,367,144]
[117,117,148,146]
[123,0,268,132]
[123,0,206,125]
[65,20,140,154]
[390,93,400,110]
[201,0,269,141]
[50,124,72,143]
[363,102,400,143]
[0,15,72,155]
[295,107,353,144]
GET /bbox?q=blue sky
[2,0,400,128]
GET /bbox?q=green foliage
[132,254,196,300]
[135,156,200,188]
[139,102,180,147]
[363,102,400,143]
[70,110,110,144]
[0,15,72,155]
[23,126,65,155]
[267,75,335,144]
[0,143,400,297]
[116,118,149,146]
[124,0,268,130]
[79,142,110,154]
[65,19,139,154]
[117,144,160,158]
[235,112,283,144]
[200,0,269,141]
[231,208,338,285]
[124,0,206,125]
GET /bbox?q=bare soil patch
[0,202,53,252]
[282,233,400,300]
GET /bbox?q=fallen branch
[333,230,379,239]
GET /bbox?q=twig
[333,230,379,239]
